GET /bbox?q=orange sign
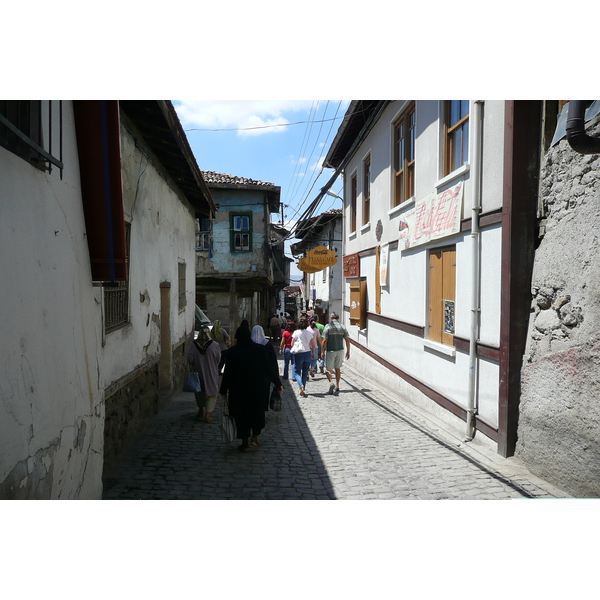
[297,257,321,273]
[298,245,337,273]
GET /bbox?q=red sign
[343,253,360,278]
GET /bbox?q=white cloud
[174,100,315,137]
[311,157,325,171]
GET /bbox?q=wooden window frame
[444,100,469,176]
[196,217,211,252]
[428,245,456,346]
[393,102,416,207]
[230,212,252,252]
[350,171,357,233]
[362,155,371,226]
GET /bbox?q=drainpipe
[566,101,600,155]
[466,100,484,441]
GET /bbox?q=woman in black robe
[220,326,283,452]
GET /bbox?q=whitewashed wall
[0,102,104,499]
[341,100,505,439]
[100,117,197,392]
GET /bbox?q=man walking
[321,312,350,396]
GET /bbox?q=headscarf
[195,327,213,354]
[251,325,268,345]
[210,319,224,342]
[234,326,251,343]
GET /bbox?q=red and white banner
[398,181,464,250]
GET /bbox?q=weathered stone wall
[516,119,600,497]
[103,336,191,477]
[103,363,160,475]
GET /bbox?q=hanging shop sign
[297,257,321,273]
[398,181,464,250]
[343,252,360,278]
[306,245,337,268]
[297,246,337,273]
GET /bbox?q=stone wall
[516,118,600,497]
[103,335,192,477]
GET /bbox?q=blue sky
[174,100,350,283]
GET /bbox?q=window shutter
[349,279,367,329]
[73,100,127,282]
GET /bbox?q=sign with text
[298,245,337,273]
[343,253,360,278]
[398,181,464,250]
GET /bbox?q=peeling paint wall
[516,117,600,497]
[0,102,104,499]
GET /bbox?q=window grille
[0,100,64,177]
[103,224,130,333]
[178,262,186,310]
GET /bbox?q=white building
[0,100,214,498]
[324,101,542,457]
[291,209,343,322]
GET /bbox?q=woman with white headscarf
[251,326,281,438]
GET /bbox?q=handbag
[269,386,282,411]
[220,393,237,443]
[290,334,304,354]
[182,371,202,393]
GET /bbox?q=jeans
[283,348,292,379]
[292,351,311,388]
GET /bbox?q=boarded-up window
[428,246,456,345]
[349,279,367,329]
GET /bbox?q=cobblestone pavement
[103,347,569,500]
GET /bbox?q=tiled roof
[202,170,275,187]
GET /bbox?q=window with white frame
[444,101,469,176]
[196,217,211,251]
[362,154,371,226]
[393,102,415,207]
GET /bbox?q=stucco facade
[0,100,213,498]
[324,100,524,455]
[196,172,281,334]
[1,102,105,498]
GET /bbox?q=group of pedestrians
[279,312,350,398]
[186,319,282,453]
[185,311,349,453]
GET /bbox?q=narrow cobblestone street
[103,346,569,500]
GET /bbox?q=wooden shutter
[429,246,455,345]
[349,279,367,329]
[73,100,127,282]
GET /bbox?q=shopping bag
[269,386,282,411]
[220,393,237,443]
[182,371,201,393]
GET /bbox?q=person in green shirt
[321,312,350,396]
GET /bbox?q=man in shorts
[321,312,350,396]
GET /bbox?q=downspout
[465,100,484,441]
[566,101,600,155]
